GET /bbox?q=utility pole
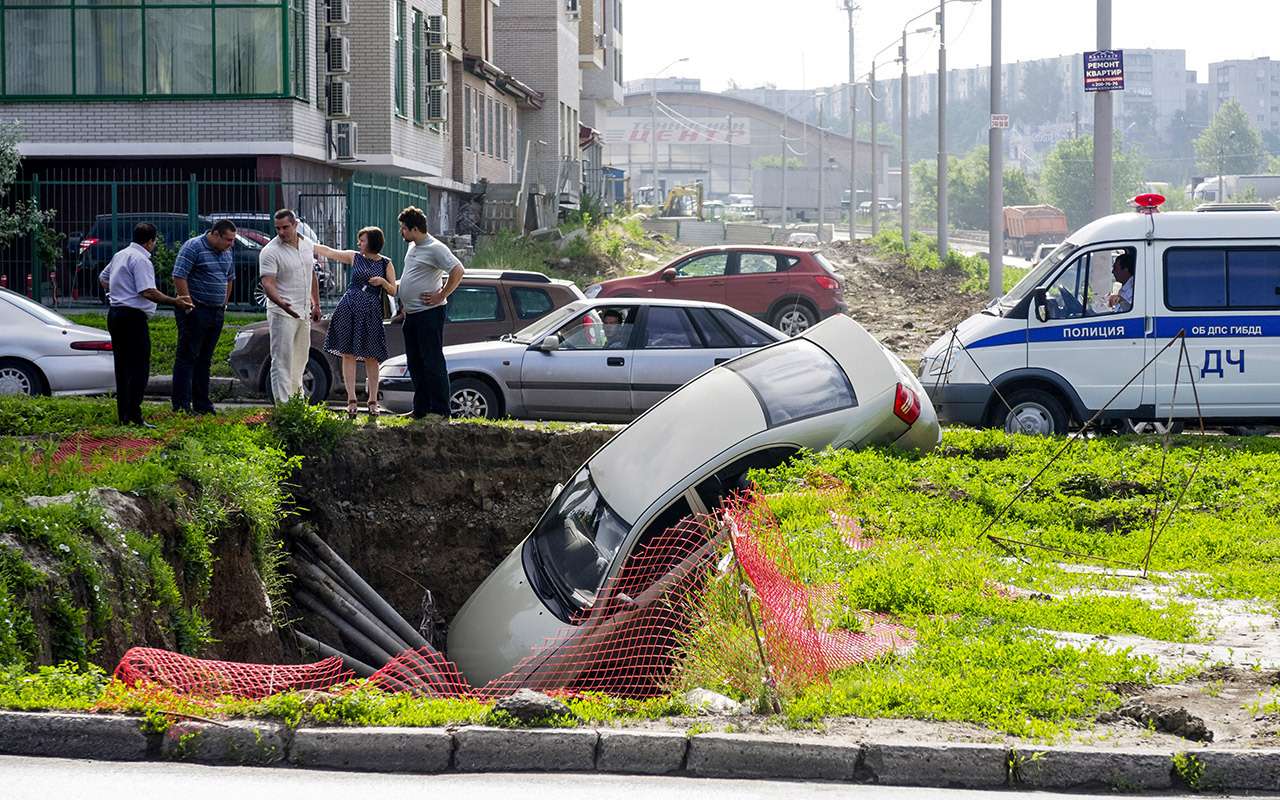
[936,1,948,260]
[781,116,789,230]
[870,63,879,237]
[727,112,734,197]
[988,0,1003,298]
[818,101,827,241]
[846,0,857,242]
[900,31,911,247]
[1092,0,1113,221]
[650,81,660,205]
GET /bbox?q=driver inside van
[1107,252,1135,313]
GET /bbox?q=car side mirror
[535,334,562,352]
[661,268,677,283]
[1033,288,1049,323]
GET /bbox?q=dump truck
[1003,205,1068,258]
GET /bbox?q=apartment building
[579,0,624,204]
[1210,58,1280,136]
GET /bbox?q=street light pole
[900,29,910,247]
[818,99,827,241]
[988,0,1003,298]
[648,57,688,209]
[845,0,857,242]
[937,1,948,260]
[1092,0,1113,221]
[870,63,879,237]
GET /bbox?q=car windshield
[529,465,632,609]
[509,301,588,342]
[0,288,73,327]
[992,241,1076,316]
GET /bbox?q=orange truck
[1002,205,1068,258]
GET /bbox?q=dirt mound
[823,240,987,362]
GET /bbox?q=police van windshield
[991,241,1076,316]
[528,466,632,611]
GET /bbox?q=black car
[67,213,264,304]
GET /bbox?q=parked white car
[446,313,940,686]
[0,288,115,396]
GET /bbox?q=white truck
[1192,175,1280,204]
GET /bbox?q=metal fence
[2,168,429,310]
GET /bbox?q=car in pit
[445,313,941,686]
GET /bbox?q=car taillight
[70,340,112,351]
[814,275,840,291]
[79,237,99,254]
[893,382,921,426]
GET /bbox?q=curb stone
[290,727,452,773]
[860,742,1010,788]
[1193,750,1280,791]
[0,711,149,761]
[1014,747,1175,791]
[453,726,598,772]
[687,733,858,781]
[161,720,288,766]
[597,730,688,775]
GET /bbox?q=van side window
[1164,248,1280,310]
[1046,248,1136,320]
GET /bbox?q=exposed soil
[822,239,987,362]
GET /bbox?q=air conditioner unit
[326,0,349,25]
[427,85,448,123]
[426,14,447,49]
[326,35,350,74]
[426,49,447,85]
[332,121,358,160]
[594,32,607,48]
[566,0,580,18]
[326,79,351,117]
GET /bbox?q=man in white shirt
[259,209,322,403]
[99,223,193,426]
[1107,251,1135,314]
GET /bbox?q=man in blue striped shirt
[171,220,237,414]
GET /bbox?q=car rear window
[726,339,856,427]
[812,252,840,276]
[712,309,772,347]
[447,285,503,322]
[511,287,554,319]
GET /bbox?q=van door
[1152,244,1280,417]
[1027,244,1147,416]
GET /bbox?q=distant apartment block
[1210,58,1280,135]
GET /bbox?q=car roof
[583,297,749,309]
[1068,209,1280,245]
[680,244,816,256]
[464,269,577,287]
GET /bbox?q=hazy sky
[625,1,1276,91]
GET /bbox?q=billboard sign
[1084,49,1125,92]
[605,118,751,146]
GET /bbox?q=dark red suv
[585,246,846,336]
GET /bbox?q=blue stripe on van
[968,315,1280,350]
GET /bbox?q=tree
[1013,60,1065,128]
[910,146,1039,231]
[751,154,804,170]
[0,123,50,246]
[1194,100,1266,176]
[1041,135,1145,229]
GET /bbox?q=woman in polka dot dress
[314,227,398,417]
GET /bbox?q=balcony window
[1,0,306,100]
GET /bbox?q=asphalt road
[0,756,1248,800]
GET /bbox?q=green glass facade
[0,0,308,100]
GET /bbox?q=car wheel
[999,389,1068,436]
[449,378,498,419]
[0,360,43,396]
[302,356,330,404]
[771,302,818,337]
[1222,424,1275,437]
[1120,419,1184,436]
[253,286,269,308]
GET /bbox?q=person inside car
[600,309,629,349]
[1106,251,1135,313]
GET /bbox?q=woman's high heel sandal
[366,400,380,417]
[346,401,359,420]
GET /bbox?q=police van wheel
[1121,419,1184,436]
[1000,389,1068,436]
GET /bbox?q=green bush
[268,395,353,456]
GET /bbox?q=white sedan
[446,313,941,686]
[0,289,115,396]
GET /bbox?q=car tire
[0,359,45,397]
[1222,424,1275,437]
[449,377,499,419]
[998,388,1068,436]
[303,356,330,404]
[770,302,818,337]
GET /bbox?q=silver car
[379,298,786,421]
[446,313,942,686]
[0,288,115,396]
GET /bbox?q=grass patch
[472,216,668,286]
[67,311,266,378]
[867,228,1026,293]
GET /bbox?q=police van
[920,198,1280,435]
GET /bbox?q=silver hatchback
[379,299,786,422]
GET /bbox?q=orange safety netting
[51,432,161,466]
[112,492,913,701]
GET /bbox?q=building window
[464,87,473,150]
[0,0,309,100]
[394,0,406,116]
[412,9,423,123]
[487,97,495,156]
[500,103,509,162]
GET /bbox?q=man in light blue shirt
[170,220,237,414]
[99,223,192,426]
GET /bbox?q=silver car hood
[443,340,528,362]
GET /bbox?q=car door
[726,251,789,318]
[443,283,508,345]
[629,305,743,414]
[1027,244,1148,413]
[519,305,638,421]
[648,252,729,304]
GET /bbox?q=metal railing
[3,168,428,311]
